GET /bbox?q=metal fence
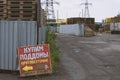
[49,26,57,32]
[59,24,85,36]
[110,23,120,31]
[39,26,47,44]
[0,21,37,70]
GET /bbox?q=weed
[46,30,60,71]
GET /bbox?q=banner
[18,44,52,77]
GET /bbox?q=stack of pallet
[67,18,95,24]
[0,0,7,20]
[67,17,95,31]
[7,0,37,20]
[111,16,120,23]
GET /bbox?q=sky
[42,0,120,22]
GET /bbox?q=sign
[56,19,67,23]
[18,44,52,77]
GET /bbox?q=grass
[46,30,60,71]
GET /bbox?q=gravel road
[0,33,120,80]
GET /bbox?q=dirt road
[56,33,120,80]
[0,33,120,80]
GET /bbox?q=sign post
[18,44,52,77]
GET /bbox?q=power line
[42,0,59,20]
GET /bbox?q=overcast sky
[53,0,120,22]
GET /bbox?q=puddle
[98,64,116,68]
[79,41,107,44]
[73,48,81,53]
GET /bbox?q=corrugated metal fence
[0,21,44,70]
[39,26,47,44]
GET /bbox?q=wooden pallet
[7,14,36,20]
[7,16,36,20]
[0,0,37,21]
[0,18,6,20]
[0,12,6,14]
[0,0,7,5]
[8,14,36,17]
[7,6,36,10]
[7,0,36,1]
[0,15,7,18]
[8,10,36,14]
[0,14,7,19]
[0,9,7,12]
[7,1,36,5]
[0,4,7,9]
[7,11,36,18]
[7,4,36,7]
[0,4,7,19]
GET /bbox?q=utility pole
[79,12,81,17]
[57,10,59,20]
[81,0,92,18]
[82,9,84,17]
[37,0,42,44]
[37,0,41,27]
